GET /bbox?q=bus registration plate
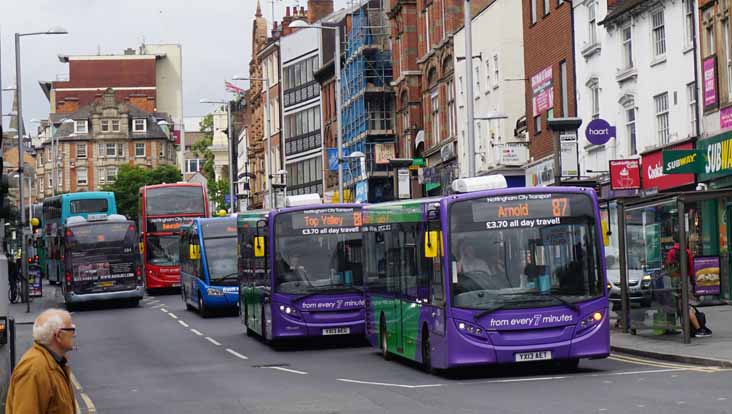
[515,351,552,362]
[97,281,114,288]
[322,327,350,336]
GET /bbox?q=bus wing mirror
[139,242,144,254]
[189,244,201,260]
[424,231,442,258]
[254,236,266,257]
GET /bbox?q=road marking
[149,299,160,304]
[226,348,249,360]
[80,392,97,413]
[719,397,728,401]
[337,378,442,388]
[160,308,168,313]
[607,368,688,376]
[178,320,189,328]
[190,329,203,336]
[169,313,178,319]
[266,366,308,375]
[610,354,720,372]
[152,304,166,309]
[205,336,222,346]
[75,398,81,414]
[70,372,82,391]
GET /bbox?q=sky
[0,0,353,134]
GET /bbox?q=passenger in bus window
[456,242,490,274]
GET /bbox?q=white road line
[205,337,222,346]
[152,304,166,309]
[226,348,249,360]
[80,392,97,413]
[337,378,442,388]
[168,313,178,319]
[147,296,156,300]
[190,329,203,336]
[178,320,189,328]
[467,376,567,385]
[607,368,688,376]
[266,366,308,375]
[149,299,160,304]
[70,372,82,391]
[160,308,169,313]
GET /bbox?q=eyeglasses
[59,327,76,334]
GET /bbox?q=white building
[453,0,528,182]
[280,26,324,197]
[237,125,249,211]
[210,108,230,183]
[576,0,699,175]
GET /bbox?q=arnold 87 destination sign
[279,207,363,236]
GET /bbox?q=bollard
[8,317,15,373]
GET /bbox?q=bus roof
[197,216,237,238]
[362,198,441,224]
[44,191,115,203]
[141,183,204,191]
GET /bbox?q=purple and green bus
[237,202,365,344]
[363,177,609,371]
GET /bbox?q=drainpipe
[692,3,702,139]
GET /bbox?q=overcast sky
[0,0,352,134]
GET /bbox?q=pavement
[611,304,732,368]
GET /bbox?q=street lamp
[200,98,236,212]
[15,27,68,312]
[462,0,477,178]
[288,19,346,202]
[232,75,273,208]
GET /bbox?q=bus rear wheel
[244,304,255,337]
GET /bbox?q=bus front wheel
[182,287,194,311]
[198,293,209,318]
[558,358,580,371]
[421,327,435,374]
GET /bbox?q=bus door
[397,225,421,356]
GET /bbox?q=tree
[192,114,215,181]
[103,164,182,220]
[208,179,230,212]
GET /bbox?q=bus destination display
[288,208,362,235]
[471,193,586,229]
[147,217,196,233]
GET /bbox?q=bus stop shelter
[616,188,732,344]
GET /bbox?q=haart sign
[585,118,616,146]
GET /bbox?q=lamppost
[463,0,477,177]
[288,19,345,201]
[232,75,273,208]
[200,99,236,213]
[15,27,68,311]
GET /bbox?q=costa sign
[641,143,695,191]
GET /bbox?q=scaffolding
[341,0,395,186]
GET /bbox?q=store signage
[375,143,396,165]
[662,150,704,174]
[496,143,528,166]
[531,66,554,114]
[609,159,641,190]
[560,133,578,177]
[327,148,338,171]
[397,169,411,199]
[698,131,732,181]
[641,143,695,191]
[721,106,732,130]
[585,118,616,146]
[355,180,368,203]
[693,256,721,296]
[525,158,554,187]
[703,56,719,110]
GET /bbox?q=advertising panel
[641,142,695,191]
[703,56,718,110]
[609,159,641,190]
[693,256,721,296]
[375,143,396,165]
[531,66,554,114]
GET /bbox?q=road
[27,293,732,414]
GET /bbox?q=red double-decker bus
[139,183,209,289]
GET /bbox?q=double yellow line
[70,372,97,413]
[610,353,724,373]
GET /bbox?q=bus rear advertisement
[364,183,609,371]
[62,214,143,308]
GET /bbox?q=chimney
[607,0,618,8]
[307,0,333,24]
[124,47,136,55]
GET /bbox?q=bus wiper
[291,286,363,303]
[474,304,506,320]
[540,294,579,312]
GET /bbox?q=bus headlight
[279,305,300,318]
[207,287,224,296]
[454,320,485,338]
[577,311,604,334]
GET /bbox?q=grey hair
[33,309,70,345]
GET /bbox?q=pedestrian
[666,239,713,337]
[5,308,77,414]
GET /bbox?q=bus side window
[426,221,444,304]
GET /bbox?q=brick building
[35,89,177,196]
[521,0,577,185]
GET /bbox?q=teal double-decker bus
[42,192,118,284]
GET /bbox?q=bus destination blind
[472,193,573,229]
[147,217,195,232]
[289,208,362,235]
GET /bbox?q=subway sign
[698,132,732,181]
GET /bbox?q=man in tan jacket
[6,308,77,414]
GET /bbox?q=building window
[493,55,500,88]
[626,107,637,155]
[135,143,145,157]
[106,143,117,157]
[186,159,202,173]
[706,22,715,57]
[543,0,550,16]
[101,120,110,132]
[74,120,88,134]
[485,60,491,91]
[106,167,118,183]
[684,0,695,48]
[133,119,146,132]
[652,10,666,59]
[112,119,120,132]
[97,168,106,185]
[447,79,457,138]
[622,25,633,69]
[534,114,541,135]
[424,5,431,48]
[588,2,597,45]
[76,143,86,159]
[531,0,537,24]
[687,82,698,135]
[589,80,600,119]
[655,92,670,145]
[560,61,569,116]
[77,168,87,186]
[725,19,732,99]
[431,89,440,143]
[475,66,481,95]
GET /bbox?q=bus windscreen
[66,222,135,252]
[449,193,602,311]
[146,187,205,216]
[146,235,180,266]
[274,208,363,294]
[70,198,109,214]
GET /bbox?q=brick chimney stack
[307,0,333,24]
